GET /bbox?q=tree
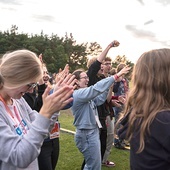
[86,42,102,57]
[62,33,88,72]
[0,25,135,75]
[112,55,134,80]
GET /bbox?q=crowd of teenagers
[0,41,170,170]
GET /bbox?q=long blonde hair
[124,48,170,153]
[0,49,43,89]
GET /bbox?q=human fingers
[58,68,62,73]
[62,74,76,85]
[123,66,131,74]
[54,74,74,91]
[55,71,65,82]
[117,66,131,77]
[53,79,64,91]
[112,100,121,107]
[118,96,126,104]
[42,85,51,99]
[63,64,69,74]
[111,40,120,47]
[42,85,73,107]
[41,85,73,116]
[113,40,120,47]
[49,86,74,111]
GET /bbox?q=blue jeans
[75,128,101,170]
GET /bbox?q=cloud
[137,0,170,6]
[32,14,57,23]
[144,20,154,25]
[155,0,170,6]
[1,6,16,11]
[125,24,170,47]
[137,0,145,5]
[125,25,155,38]
[0,0,20,5]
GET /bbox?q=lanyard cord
[0,95,14,118]
[0,95,22,127]
[0,95,27,135]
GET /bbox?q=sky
[0,0,170,63]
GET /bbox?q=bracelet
[114,74,119,80]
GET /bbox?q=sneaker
[114,142,125,149]
[102,160,115,167]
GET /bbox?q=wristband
[114,74,119,80]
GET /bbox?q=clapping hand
[39,64,76,118]
[40,84,74,118]
[54,64,77,91]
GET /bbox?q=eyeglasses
[80,76,89,80]
[103,63,112,66]
[43,71,49,75]
[27,83,37,91]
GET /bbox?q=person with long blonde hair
[121,48,170,170]
[0,49,74,170]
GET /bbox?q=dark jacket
[87,60,112,129]
[130,111,170,170]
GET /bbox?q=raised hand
[116,65,131,77]
[54,73,76,91]
[39,85,74,118]
[55,64,70,83]
[109,40,120,48]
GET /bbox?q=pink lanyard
[0,95,15,119]
[0,95,27,134]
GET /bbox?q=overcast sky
[0,0,169,63]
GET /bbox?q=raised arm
[97,40,120,63]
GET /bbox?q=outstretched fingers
[41,85,74,116]
[62,74,76,85]
[51,85,74,111]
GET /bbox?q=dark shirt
[87,60,103,86]
[130,110,170,170]
[87,60,110,128]
[23,83,73,142]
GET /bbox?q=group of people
[0,42,170,170]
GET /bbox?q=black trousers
[38,138,59,170]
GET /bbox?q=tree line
[0,25,134,77]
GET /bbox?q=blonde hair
[87,57,97,68]
[123,48,170,153]
[103,57,112,63]
[110,68,116,75]
[117,63,126,72]
[0,49,43,89]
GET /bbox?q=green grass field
[56,109,130,170]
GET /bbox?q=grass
[56,109,130,170]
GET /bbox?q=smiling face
[43,66,50,84]
[77,72,89,88]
